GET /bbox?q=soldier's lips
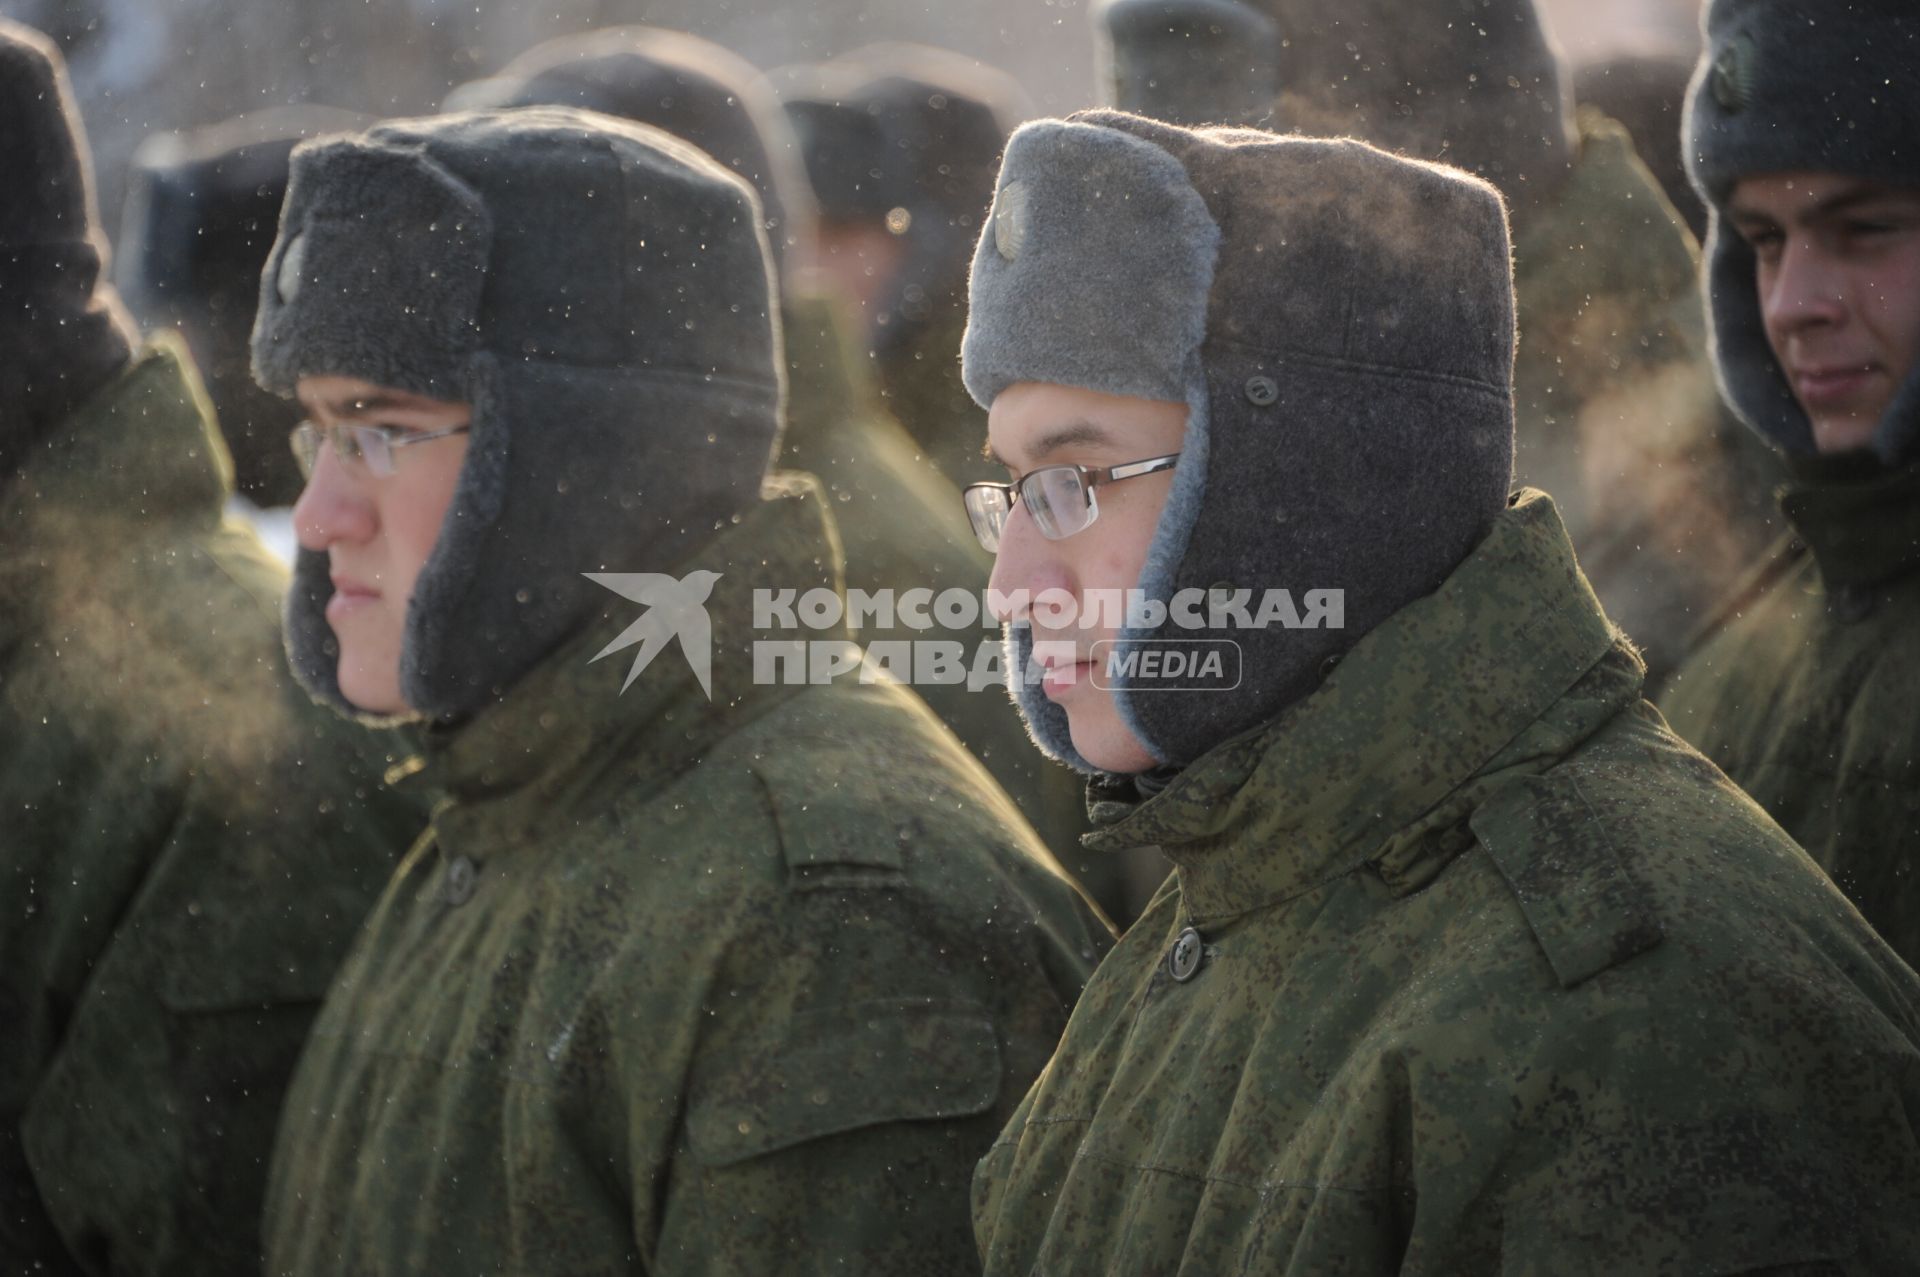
[1792,363,1880,409]
[1041,658,1097,700]
[327,576,382,623]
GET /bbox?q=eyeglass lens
[1025,467,1094,540]
[290,423,396,480]
[964,486,1011,553]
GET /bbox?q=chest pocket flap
[1469,772,1665,989]
[685,997,1001,1167]
[752,738,908,888]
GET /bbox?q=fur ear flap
[1701,218,1816,457]
[252,137,492,401]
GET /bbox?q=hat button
[1244,375,1279,407]
[1711,38,1753,113]
[443,854,480,907]
[1168,926,1206,983]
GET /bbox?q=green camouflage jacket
[873,308,996,491]
[1660,455,1920,971]
[264,474,1110,1277]
[1514,109,1781,678]
[781,294,1122,923]
[0,344,422,1276]
[972,490,1920,1276]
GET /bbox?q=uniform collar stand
[1779,454,1920,594]
[1083,490,1637,922]
[391,475,843,848]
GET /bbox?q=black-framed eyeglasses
[962,453,1181,553]
[290,420,472,480]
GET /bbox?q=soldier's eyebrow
[296,385,455,421]
[983,419,1118,472]
[1028,420,1116,465]
[1731,186,1920,232]
[1726,203,1780,234]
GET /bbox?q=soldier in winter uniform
[117,105,369,510]
[957,107,1920,1274]
[251,106,1107,1275]
[0,23,422,1274]
[780,44,1029,490]
[1660,0,1920,972]
[1093,0,1781,680]
[447,27,1106,922]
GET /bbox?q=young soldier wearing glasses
[250,106,1107,1276]
[955,108,1920,1273]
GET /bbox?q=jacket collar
[392,473,844,853]
[1779,453,1920,593]
[2,340,228,533]
[1084,490,1638,922]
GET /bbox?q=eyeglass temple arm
[1097,453,1181,484]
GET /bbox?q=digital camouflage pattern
[0,343,423,1275]
[1514,109,1780,678]
[973,490,1920,1276]
[1661,455,1920,972]
[781,293,1127,921]
[265,473,1111,1277]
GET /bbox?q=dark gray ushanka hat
[444,27,813,274]
[1685,0,1920,464]
[1093,0,1279,129]
[964,109,1516,772]
[253,107,784,722]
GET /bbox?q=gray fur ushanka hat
[253,107,783,722]
[1684,0,1920,464]
[964,109,1516,772]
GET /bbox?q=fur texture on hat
[253,107,784,722]
[964,109,1516,771]
[444,27,814,272]
[1685,0,1920,464]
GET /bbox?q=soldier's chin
[334,647,409,716]
[1066,699,1161,775]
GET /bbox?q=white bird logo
[583,570,723,699]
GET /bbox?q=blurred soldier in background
[448,27,1117,923]
[1094,0,1780,680]
[1571,50,1706,239]
[959,105,1920,1274]
[1660,0,1920,969]
[252,105,1105,1274]
[0,22,421,1273]
[779,43,1029,490]
[444,26,816,271]
[116,105,367,512]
